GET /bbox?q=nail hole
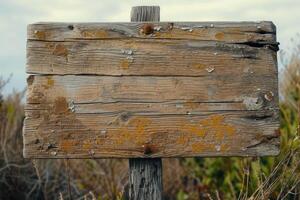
[68,25,74,30]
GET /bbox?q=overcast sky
[1,0,300,94]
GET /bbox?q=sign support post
[129,6,163,200]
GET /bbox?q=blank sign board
[24,21,280,158]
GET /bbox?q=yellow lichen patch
[154,28,205,39]
[34,30,46,40]
[191,143,214,152]
[82,141,92,149]
[53,44,68,57]
[184,102,199,109]
[182,124,206,138]
[114,117,152,146]
[120,59,130,70]
[215,32,225,40]
[220,143,230,151]
[60,140,78,152]
[81,30,108,38]
[115,126,131,145]
[42,76,54,89]
[130,117,151,134]
[200,115,236,140]
[191,63,205,70]
[176,135,189,145]
[53,97,69,114]
[130,117,151,145]
[47,76,54,87]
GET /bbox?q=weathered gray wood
[26,39,277,76]
[23,74,279,158]
[24,8,280,159]
[27,22,276,43]
[129,6,162,200]
[129,158,162,200]
[131,6,160,22]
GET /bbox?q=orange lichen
[191,143,214,152]
[182,124,206,137]
[81,30,108,38]
[215,32,225,40]
[177,135,189,145]
[113,117,152,146]
[191,63,205,70]
[200,115,236,140]
[184,102,199,109]
[53,44,68,57]
[47,76,54,87]
[60,140,78,152]
[82,142,92,149]
[120,59,130,70]
[34,30,46,40]
[175,115,237,152]
[42,76,54,89]
[54,97,69,114]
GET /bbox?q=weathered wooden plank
[27,21,276,44]
[25,75,277,107]
[23,74,279,158]
[26,39,277,75]
[23,109,279,158]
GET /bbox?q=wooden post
[129,6,163,200]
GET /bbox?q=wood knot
[140,24,154,35]
[120,112,130,122]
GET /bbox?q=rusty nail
[68,25,74,30]
[142,144,152,155]
[141,24,154,35]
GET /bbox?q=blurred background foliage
[0,40,299,199]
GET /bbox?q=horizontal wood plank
[23,75,279,158]
[27,21,276,44]
[23,111,279,158]
[27,39,277,75]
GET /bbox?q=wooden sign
[24,21,279,158]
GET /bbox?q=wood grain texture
[27,39,277,76]
[129,158,162,200]
[23,75,279,158]
[24,20,280,158]
[131,6,160,22]
[27,21,276,44]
